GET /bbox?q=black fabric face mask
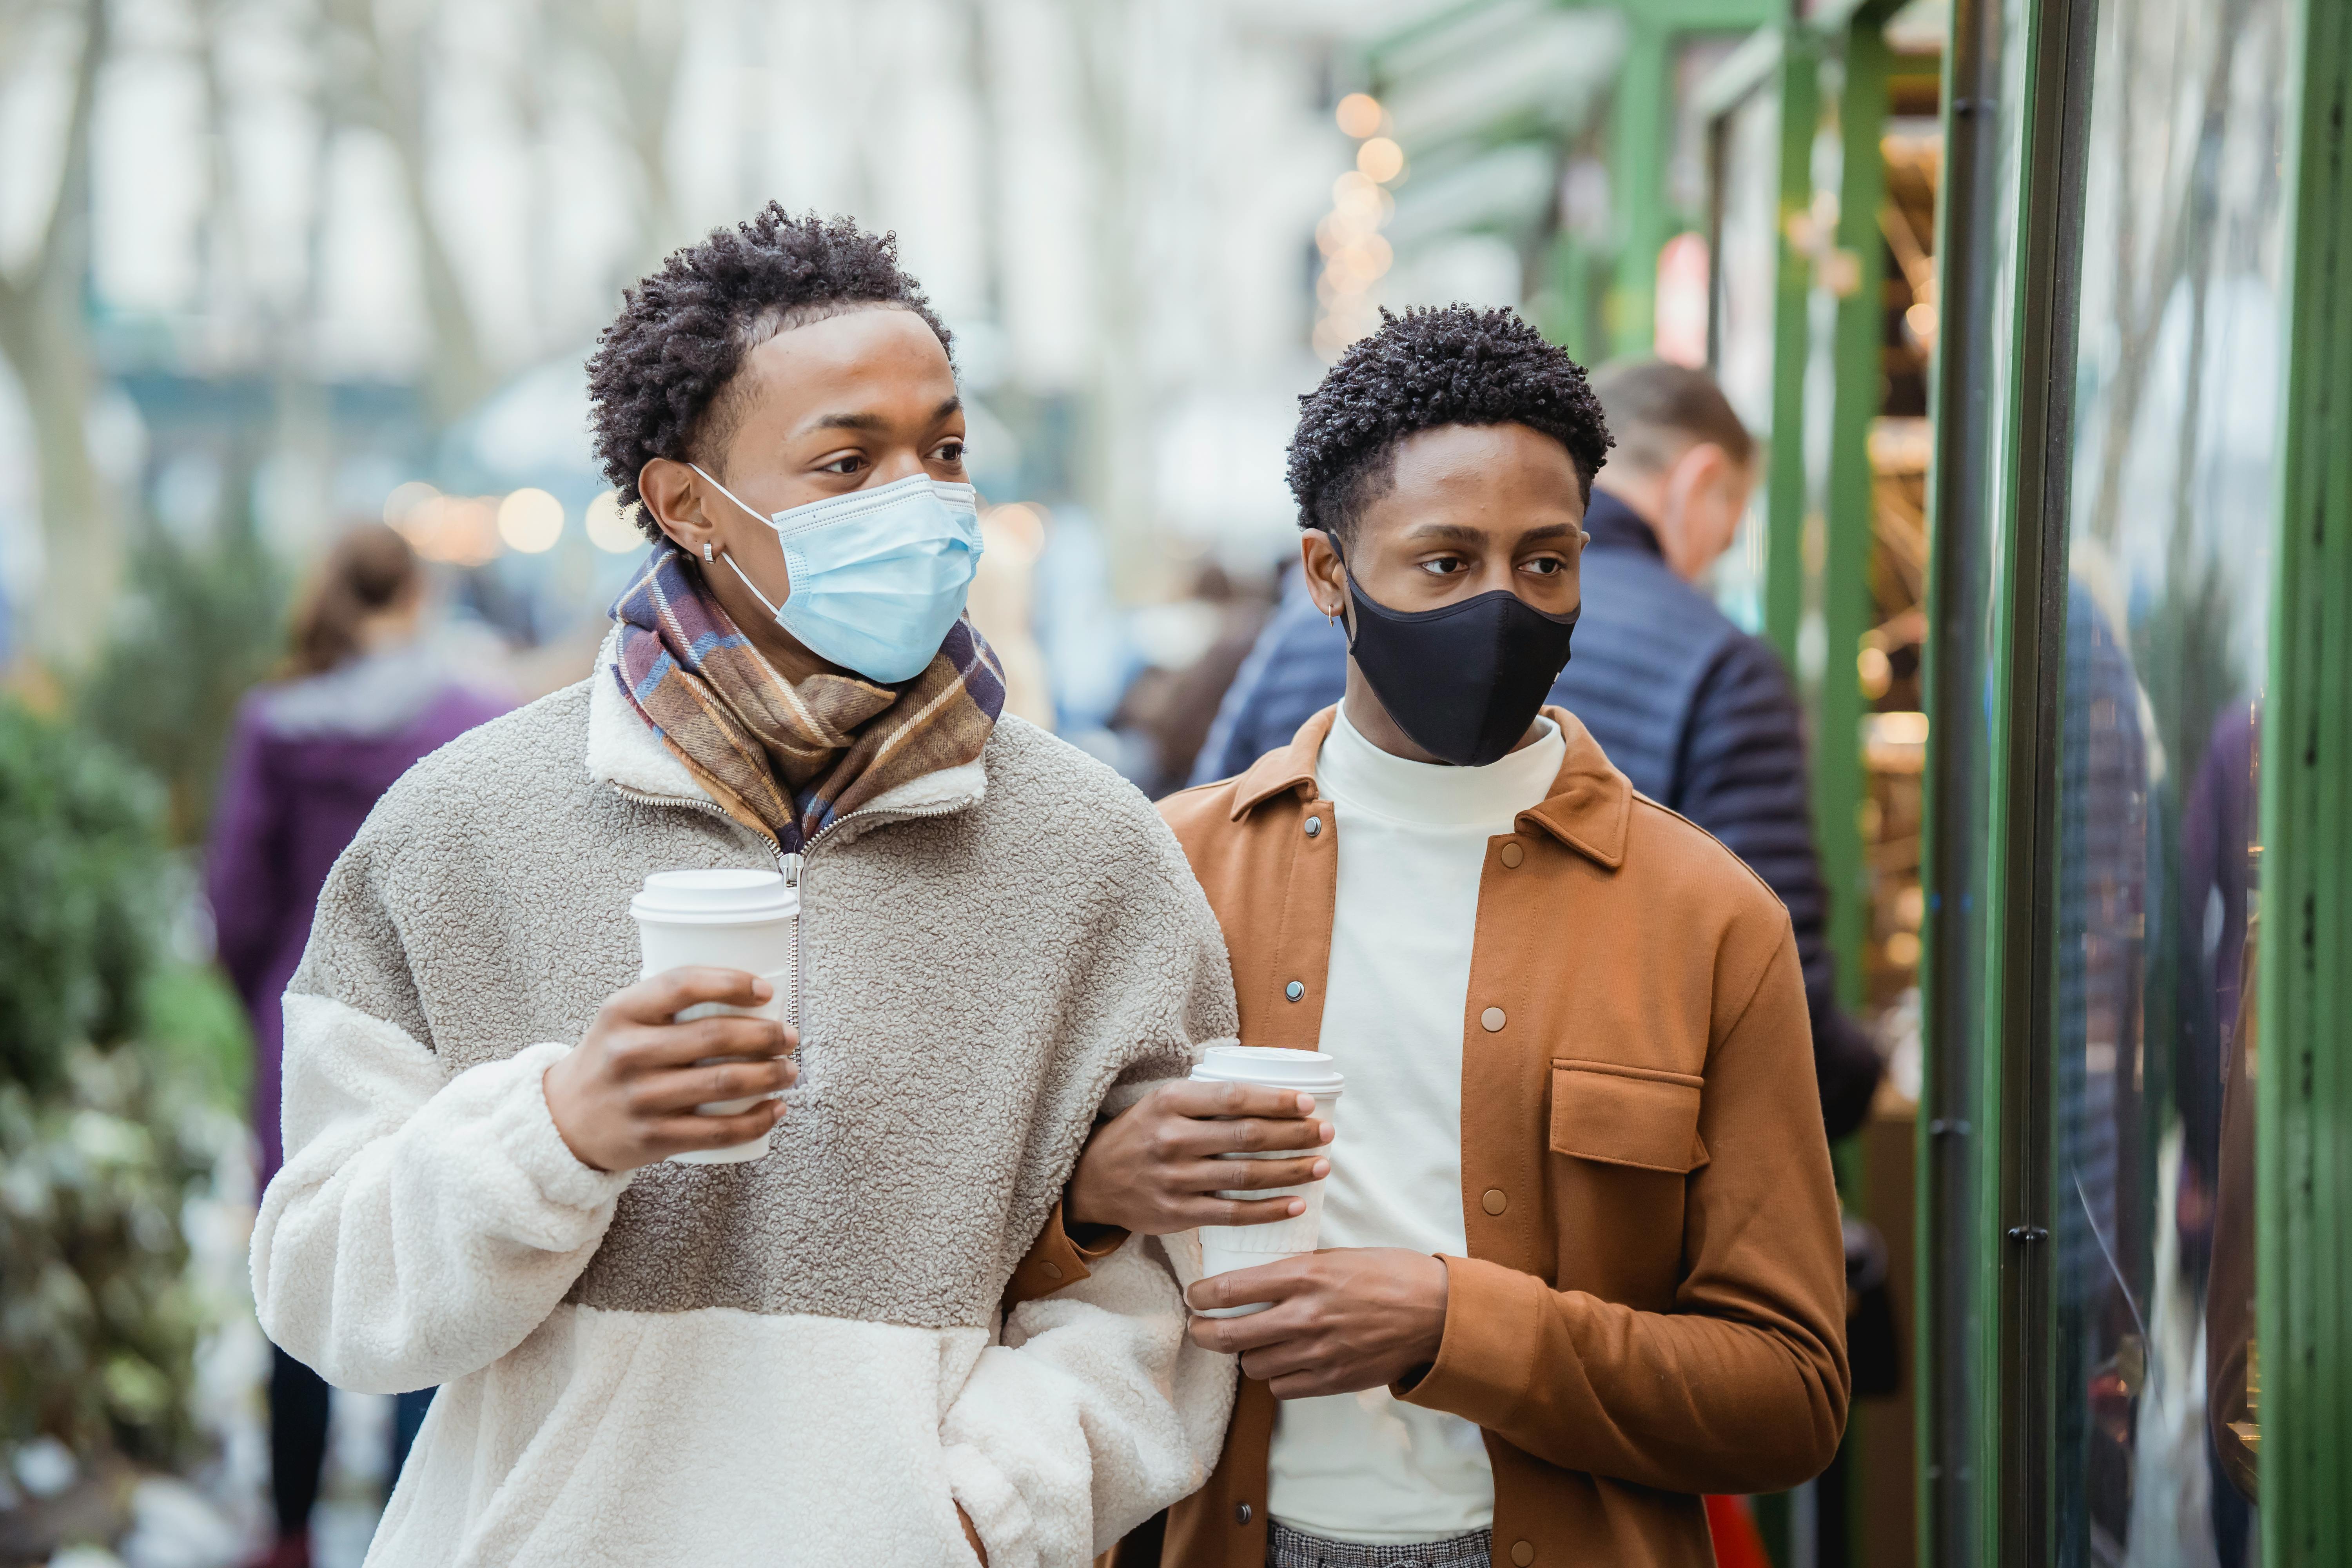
[1333,537,1579,767]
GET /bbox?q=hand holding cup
[544,967,797,1173]
[1065,1079,1333,1236]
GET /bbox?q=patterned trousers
[1267,1519,1494,1568]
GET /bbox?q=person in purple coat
[207,522,510,1568]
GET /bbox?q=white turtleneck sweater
[1266,702,1567,1544]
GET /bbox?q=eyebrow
[806,395,963,434]
[1399,520,1583,545]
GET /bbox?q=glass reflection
[2051,0,2288,1562]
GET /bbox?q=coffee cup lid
[1190,1045,1344,1097]
[630,869,800,925]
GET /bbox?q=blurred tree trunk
[0,0,115,671]
[1064,0,1156,578]
[320,0,494,424]
[546,0,684,273]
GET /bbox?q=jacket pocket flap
[1549,1063,1708,1173]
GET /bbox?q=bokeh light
[496,488,565,554]
[585,489,646,554]
[1334,93,1383,139]
[982,502,1048,565]
[382,480,438,528]
[1356,137,1405,184]
[394,494,501,567]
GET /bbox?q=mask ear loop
[686,463,787,617]
[1321,529,1358,646]
[719,548,784,618]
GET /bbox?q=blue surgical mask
[690,466,984,683]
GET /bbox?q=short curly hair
[588,206,953,539]
[1286,305,1612,540]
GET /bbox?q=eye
[933,439,966,465]
[1522,556,1566,576]
[822,454,868,476]
[1418,555,1469,577]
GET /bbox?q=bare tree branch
[0,0,118,669]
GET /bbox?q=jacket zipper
[612,783,973,1038]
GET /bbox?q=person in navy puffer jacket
[1192,359,1883,1140]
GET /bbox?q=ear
[639,458,719,557]
[1665,441,1730,516]
[1299,529,1349,622]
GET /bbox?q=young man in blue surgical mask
[1013,307,1848,1568]
[249,208,1241,1567]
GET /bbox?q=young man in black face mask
[1009,307,1848,1568]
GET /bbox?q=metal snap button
[1480,1006,1506,1032]
[1235,1502,1252,1525]
[1285,981,1305,1002]
[1500,840,1524,868]
[1482,1188,1508,1215]
[1039,1260,1063,1281]
[1304,815,1323,837]
[1511,1541,1535,1566]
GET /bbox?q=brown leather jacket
[1014,708,1849,1568]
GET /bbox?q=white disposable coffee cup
[629,869,799,1165]
[1188,1045,1344,1318]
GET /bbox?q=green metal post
[1761,32,1818,668]
[2258,1,2352,1561]
[1818,22,1889,1013]
[1978,0,2099,1561]
[1608,20,1673,359]
[1537,230,1593,361]
[1915,0,2011,1557]
[1600,0,1788,361]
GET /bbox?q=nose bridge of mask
[687,465,977,611]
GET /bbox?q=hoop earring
[702,542,714,563]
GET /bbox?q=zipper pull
[778,851,803,888]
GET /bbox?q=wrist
[1063,1142,1122,1231]
[541,1059,616,1174]
[1062,1176,1098,1230]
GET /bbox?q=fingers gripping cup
[629,869,799,1165]
[1190,1045,1344,1318]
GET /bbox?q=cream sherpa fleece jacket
[250,635,1241,1567]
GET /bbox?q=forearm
[252,995,629,1391]
[1403,1257,1846,1494]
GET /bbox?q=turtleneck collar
[1315,700,1566,829]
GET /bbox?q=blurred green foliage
[0,704,161,1095]
[0,701,245,1466]
[81,488,287,847]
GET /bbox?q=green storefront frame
[2257,0,2352,1561]
[1914,0,2352,1564]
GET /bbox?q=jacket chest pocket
[1545,1060,1708,1308]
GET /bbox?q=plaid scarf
[610,544,1006,855]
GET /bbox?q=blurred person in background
[1111,563,1277,797]
[1191,359,1881,1142]
[206,523,510,1568]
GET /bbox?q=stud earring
[702,542,714,563]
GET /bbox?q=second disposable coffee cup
[628,869,799,1165]
[1189,1045,1344,1318]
